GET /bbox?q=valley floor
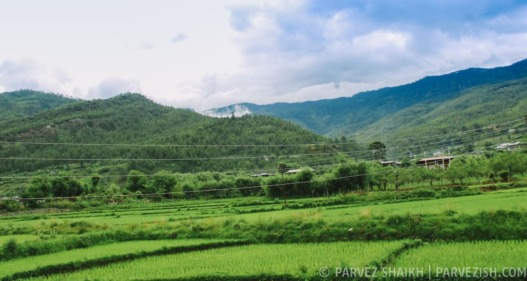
[1,186,527,280]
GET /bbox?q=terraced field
[0,239,229,278]
[2,188,527,232]
[393,240,527,279]
[24,241,406,280]
[1,188,527,280]
[394,240,527,269]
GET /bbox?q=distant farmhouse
[417,156,454,169]
[285,169,303,175]
[251,172,272,177]
[495,142,522,151]
[380,160,401,167]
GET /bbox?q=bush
[2,239,18,259]
[410,188,436,198]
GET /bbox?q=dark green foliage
[2,239,17,259]
[368,141,387,160]
[21,175,86,206]
[0,90,78,121]
[50,177,85,197]
[126,170,147,192]
[0,200,22,212]
[328,162,368,193]
[277,163,289,178]
[234,177,263,196]
[0,93,329,177]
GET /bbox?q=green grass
[198,189,527,225]
[0,239,224,278]
[1,190,526,280]
[0,234,40,244]
[27,241,404,280]
[2,188,527,237]
[393,240,527,278]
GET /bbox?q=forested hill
[0,92,337,174]
[206,58,527,137]
[0,90,78,121]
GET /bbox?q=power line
[0,140,330,148]
[0,125,521,162]
[0,118,522,147]
[1,140,513,190]
[364,118,525,144]
[0,170,389,201]
[0,161,341,180]
[1,145,521,202]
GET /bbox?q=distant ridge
[0,90,79,121]
[206,58,527,138]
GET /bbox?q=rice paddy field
[0,234,40,244]
[0,239,227,278]
[2,187,527,231]
[394,240,527,280]
[24,241,405,281]
[1,188,527,280]
[394,240,527,269]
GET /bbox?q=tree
[234,176,262,196]
[277,163,289,180]
[465,156,487,183]
[149,170,177,198]
[419,167,442,187]
[330,162,367,192]
[294,169,314,196]
[91,173,101,190]
[445,158,468,184]
[510,152,527,177]
[50,176,85,197]
[368,141,387,161]
[126,170,147,192]
[276,163,291,207]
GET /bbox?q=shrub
[2,239,18,259]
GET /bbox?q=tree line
[7,150,525,211]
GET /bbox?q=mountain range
[2,58,527,179]
[205,58,527,140]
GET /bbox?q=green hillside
[0,92,335,177]
[0,90,78,121]
[362,77,527,141]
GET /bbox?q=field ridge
[1,240,251,281]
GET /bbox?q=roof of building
[496,142,521,149]
[285,169,303,174]
[417,156,454,162]
[380,160,401,165]
[251,173,273,177]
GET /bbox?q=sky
[1,0,527,111]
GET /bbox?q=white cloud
[171,33,188,43]
[1,0,527,111]
[197,0,527,110]
[352,30,410,51]
[138,42,155,50]
[0,58,74,93]
[88,78,142,99]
